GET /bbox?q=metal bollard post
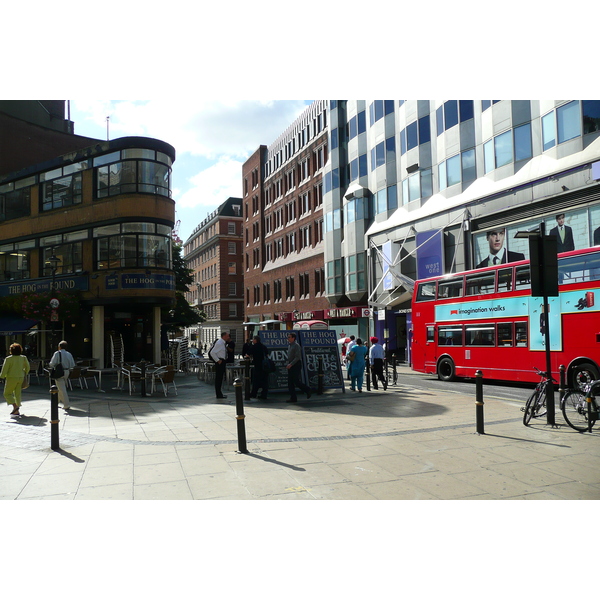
[140,359,147,397]
[317,356,324,395]
[50,384,60,450]
[234,377,248,454]
[242,359,251,401]
[558,365,566,405]
[475,370,484,435]
[392,355,397,386]
[366,361,371,391]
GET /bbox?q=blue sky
[69,100,311,244]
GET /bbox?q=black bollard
[234,377,248,454]
[558,364,566,405]
[140,359,147,397]
[317,355,324,395]
[475,370,484,435]
[366,361,371,391]
[50,384,60,450]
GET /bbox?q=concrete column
[92,305,104,367]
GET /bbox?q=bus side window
[438,325,463,346]
[438,277,463,298]
[497,268,512,292]
[426,326,435,343]
[416,282,436,302]
[515,266,531,291]
[466,272,495,295]
[465,325,495,346]
[497,323,513,346]
[515,322,528,346]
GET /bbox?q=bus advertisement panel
[411,247,600,388]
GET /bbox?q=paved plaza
[1,367,599,500]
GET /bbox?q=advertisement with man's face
[474,205,600,268]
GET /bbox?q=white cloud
[176,157,243,209]
[71,99,308,159]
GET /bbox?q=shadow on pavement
[246,452,306,472]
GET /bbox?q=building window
[274,279,282,302]
[314,268,325,295]
[228,222,236,235]
[228,262,236,275]
[345,253,366,292]
[229,303,237,317]
[229,282,237,296]
[314,183,323,208]
[96,158,171,199]
[228,242,236,254]
[402,169,432,203]
[41,171,83,212]
[348,110,366,140]
[93,223,171,269]
[326,259,343,295]
[0,240,34,281]
[42,233,86,275]
[299,272,310,298]
[557,100,581,144]
[370,143,385,171]
[285,276,295,300]
[0,184,31,222]
[263,282,270,303]
[583,100,600,134]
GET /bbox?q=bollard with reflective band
[317,356,324,395]
[559,365,566,405]
[475,370,484,435]
[50,385,60,450]
[234,377,248,454]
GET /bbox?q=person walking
[369,336,387,390]
[285,332,311,403]
[345,335,356,380]
[209,332,230,399]
[348,338,368,392]
[0,343,30,416]
[48,340,76,410]
[245,335,269,400]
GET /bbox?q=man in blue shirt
[369,336,387,390]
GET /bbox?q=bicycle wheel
[523,391,537,425]
[532,387,547,419]
[562,389,590,432]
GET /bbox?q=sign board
[298,330,345,390]
[416,229,444,280]
[258,330,295,391]
[258,329,345,394]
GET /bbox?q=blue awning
[0,316,39,335]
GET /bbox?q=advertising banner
[416,229,444,280]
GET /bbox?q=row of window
[436,322,528,347]
[0,149,173,222]
[0,222,173,281]
[247,269,326,305]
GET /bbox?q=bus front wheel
[571,362,600,390]
[437,357,456,382]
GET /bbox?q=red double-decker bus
[411,247,600,388]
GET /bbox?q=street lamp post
[195,282,202,348]
[45,254,61,357]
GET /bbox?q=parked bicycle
[522,367,555,425]
[561,380,600,432]
[384,357,399,387]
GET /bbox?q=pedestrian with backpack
[209,332,230,399]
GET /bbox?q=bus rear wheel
[437,357,456,382]
[571,363,600,391]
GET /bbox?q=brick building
[242,101,329,333]
[182,197,244,351]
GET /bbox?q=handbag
[347,351,356,362]
[50,352,64,379]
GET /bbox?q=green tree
[162,243,205,332]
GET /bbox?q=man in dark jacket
[476,228,525,268]
[245,335,269,400]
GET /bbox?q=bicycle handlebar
[533,367,557,383]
